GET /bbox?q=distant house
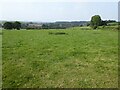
[27,24,42,29]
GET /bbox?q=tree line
[2,15,117,30]
[3,21,21,30]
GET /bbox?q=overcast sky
[0,0,119,22]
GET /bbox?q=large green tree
[3,22,13,29]
[13,21,21,30]
[90,15,102,29]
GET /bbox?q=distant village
[0,21,88,29]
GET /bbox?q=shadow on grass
[49,32,68,35]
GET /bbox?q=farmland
[2,27,118,88]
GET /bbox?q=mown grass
[2,27,118,88]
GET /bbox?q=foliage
[42,24,49,29]
[3,21,21,30]
[86,23,90,26]
[105,20,116,23]
[13,21,21,30]
[3,22,13,29]
[101,21,107,26]
[92,25,97,29]
[90,15,102,29]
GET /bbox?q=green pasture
[2,27,118,88]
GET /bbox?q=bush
[92,26,97,29]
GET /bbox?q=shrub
[92,26,97,29]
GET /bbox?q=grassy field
[2,27,118,88]
[0,30,2,89]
